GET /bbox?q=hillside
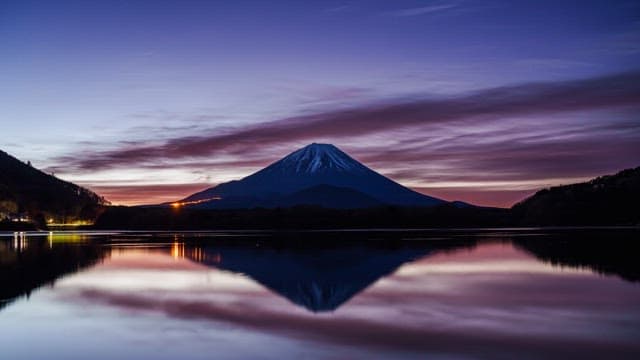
[0,149,109,226]
[511,166,640,226]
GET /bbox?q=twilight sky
[1,0,639,207]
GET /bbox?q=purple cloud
[62,70,640,171]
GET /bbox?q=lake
[1,229,639,359]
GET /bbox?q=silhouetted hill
[511,167,640,226]
[0,149,109,225]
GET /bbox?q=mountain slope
[181,143,444,208]
[272,184,384,209]
[0,149,108,223]
[511,166,640,225]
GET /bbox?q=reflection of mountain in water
[0,237,108,310]
[514,230,640,282]
[2,230,638,316]
[182,230,640,312]
[185,242,466,312]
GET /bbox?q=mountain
[511,166,640,226]
[179,143,445,209]
[0,149,108,225]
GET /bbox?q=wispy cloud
[390,3,457,17]
[60,70,640,169]
[87,183,212,205]
[513,58,596,70]
[324,4,352,13]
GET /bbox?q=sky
[1,0,639,207]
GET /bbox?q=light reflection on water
[0,230,639,359]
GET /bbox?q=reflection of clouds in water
[56,250,268,304]
[357,243,640,339]
[61,285,640,359]
[397,246,595,275]
[49,242,640,359]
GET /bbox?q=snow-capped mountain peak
[263,143,368,175]
[179,143,446,207]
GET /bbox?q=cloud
[390,3,457,17]
[63,69,640,172]
[362,127,640,182]
[324,4,351,13]
[513,58,595,70]
[86,183,212,205]
[414,187,538,208]
[66,284,640,358]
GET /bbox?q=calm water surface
[1,229,639,359]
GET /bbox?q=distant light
[171,242,184,259]
[170,196,221,208]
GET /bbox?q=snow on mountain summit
[261,143,369,175]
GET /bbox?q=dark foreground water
[1,229,639,360]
